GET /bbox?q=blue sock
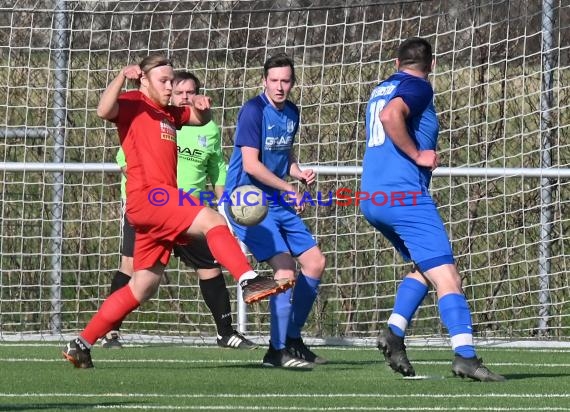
[287,273,320,339]
[438,293,476,358]
[388,277,428,337]
[269,289,292,349]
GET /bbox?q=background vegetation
[0,0,568,341]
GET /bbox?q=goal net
[0,0,568,345]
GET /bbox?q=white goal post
[0,0,568,346]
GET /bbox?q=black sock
[199,273,234,337]
[110,270,131,294]
[108,270,131,332]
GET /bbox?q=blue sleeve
[234,100,263,149]
[393,78,433,117]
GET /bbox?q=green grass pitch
[0,343,569,411]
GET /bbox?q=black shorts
[173,235,220,270]
[120,203,219,270]
[121,203,136,258]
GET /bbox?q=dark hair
[136,54,173,87]
[263,53,296,84]
[173,71,202,94]
[397,37,433,73]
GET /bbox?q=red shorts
[126,186,204,271]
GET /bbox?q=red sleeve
[110,92,138,126]
[170,106,191,129]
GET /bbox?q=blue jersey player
[225,54,326,369]
[360,38,505,381]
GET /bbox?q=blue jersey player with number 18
[360,37,505,382]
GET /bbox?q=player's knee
[274,268,296,281]
[130,269,162,302]
[203,208,227,227]
[443,266,462,290]
[192,208,227,234]
[427,264,462,294]
[441,277,462,294]
[302,251,326,277]
[212,210,227,226]
[137,282,160,303]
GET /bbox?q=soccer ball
[228,185,268,226]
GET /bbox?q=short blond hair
[135,54,173,86]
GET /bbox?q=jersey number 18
[367,99,387,147]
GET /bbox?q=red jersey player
[63,55,293,368]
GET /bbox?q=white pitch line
[1,343,570,352]
[1,358,570,368]
[92,406,570,411]
[1,393,569,399]
[0,358,255,364]
[413,361,570,367]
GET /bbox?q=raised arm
[97,65,142,121]
[242,147,295,193]
[380,97,437,170]
[186,95,212,126]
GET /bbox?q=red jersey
[111,90,190,197]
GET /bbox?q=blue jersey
[225,93,315,261]
[226,93,299,205]
[361,72,438,195]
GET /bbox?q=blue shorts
[360,195,454,272]
[228,205,317,262]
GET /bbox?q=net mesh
[0,0,568,343]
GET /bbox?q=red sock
[205,225,252,281]
[80,285,140,345]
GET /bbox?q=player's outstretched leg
[204,225,294,303]
[239,276,294,304]
[63,280,141,368]
[377,328,416,377]
[62,338,94,369]
[451,356,505,382]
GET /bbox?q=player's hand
[121,65,143,80]
[415,150,438,171]
[298,168,316,186]
[190,95,212,110]
[284,190,306,214]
